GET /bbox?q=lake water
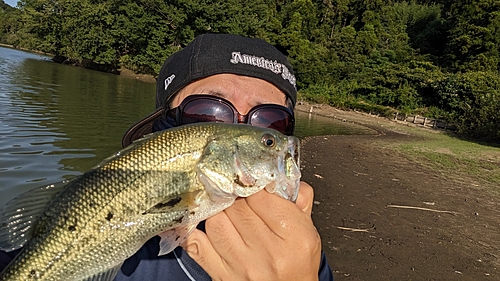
[0,46,375,207]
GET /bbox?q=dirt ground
[295,102,499,280]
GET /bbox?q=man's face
[171,74,287,114]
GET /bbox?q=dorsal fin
[0,180,70,251]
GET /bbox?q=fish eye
[261,133,276,147]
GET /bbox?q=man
[117,33,334,280]
[0,33,334,280]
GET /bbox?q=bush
[432,71,500,141]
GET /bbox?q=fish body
[0,123,301,280]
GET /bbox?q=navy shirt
[0,236,334,280]
[116,236,334,280]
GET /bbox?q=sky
[4,0,17,7]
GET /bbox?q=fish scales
[3,126,210,279]
[0,123,301,280]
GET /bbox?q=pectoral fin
[157,223,197,256]
[0,180,70,251]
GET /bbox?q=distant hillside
[1,1,15,11]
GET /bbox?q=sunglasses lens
[182,99,234,124]
[250,108,294,135]
[175,95,294,135]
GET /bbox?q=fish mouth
[266,136,301,202]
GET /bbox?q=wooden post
[394,112,398,121]
[423,117,427,127]
[413,115,417,123]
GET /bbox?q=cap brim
[122,108,164,148]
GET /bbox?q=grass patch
[394,130,500,186]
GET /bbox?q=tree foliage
[432,71,500,139]
[1,0,499,141]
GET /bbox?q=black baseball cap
[122,33,297,147]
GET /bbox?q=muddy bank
[297,102,499,280]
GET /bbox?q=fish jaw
[265,136,301,202]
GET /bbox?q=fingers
[181,202,265,280]
[244,190,301,237]
[180,182,321,281]
[180,218,232,279]
[220,197,273,245]
[296,181,314,215]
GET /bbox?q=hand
[181,181,321,281]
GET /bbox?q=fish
[0,123,301,280]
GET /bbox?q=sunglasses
[167,94,295,135]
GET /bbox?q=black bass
[0,123,301,280]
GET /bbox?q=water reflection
[294,111,377,138]
[0,47,155,206]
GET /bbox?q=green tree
[444,0,500,72]
[400,2,447,60]
[432,71,500,140]
[0,2,19,44]
[275,0,329,89]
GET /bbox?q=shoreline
[117,67,157,83]
[294,100,448,135]
[0,43,54,56]
[0,44,158,83]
